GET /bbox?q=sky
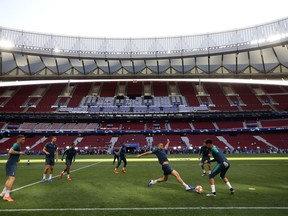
[0,0,287,38]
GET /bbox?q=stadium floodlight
[267,34,283,42]
[54,47,60,53]
[251,32,288,45]
[0,39,14,48]
[267,33,288,42]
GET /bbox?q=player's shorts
[45,157,55,166]
[121,156,127,163]
[65,159,73,166]
[118,156,127,165]
[6,164,17,177]
[209,162,230,179]
[201,156,210,164]
[162,164,174,176]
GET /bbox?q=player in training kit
[42,136,58,182]
[112,148,119,165]
[1,135,25,202]
[198,144,211,176]
[114,143,127,174]
[137,139,195,191]
[204,139,235,197]
[60,143,77,181]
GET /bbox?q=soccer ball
[195,185,203,194]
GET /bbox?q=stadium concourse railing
[1,126,287,152]
[0,17,288,58]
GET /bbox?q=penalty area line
[0,207,288,212]
[12,162,103,193]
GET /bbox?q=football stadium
[0,1,288,215]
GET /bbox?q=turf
[0,154,288,216]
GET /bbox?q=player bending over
[198,144,211,176]
[204,139,235,197]
[60,143,77,181]
[137,139,195,191]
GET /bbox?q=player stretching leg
[60,143,77,181]
[137,139,195,191]
[204,139,235,197]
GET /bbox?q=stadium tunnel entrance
[125,143,139,153]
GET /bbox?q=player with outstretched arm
[137,139,195,191]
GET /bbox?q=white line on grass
[12,162,102,192]
[0,207,287,212]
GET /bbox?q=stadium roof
[0,17,288,81]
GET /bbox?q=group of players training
[1,135,76,202]
[1,135,234,202]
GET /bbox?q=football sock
[2,187,7,193]
[211,184,216,193]
[67,174,70,178]
[182,182,189,189]
[202,169,206,173]
[49,174,52,180]
[4,190,10,197]
[151,180,157,184]
[226,181,232,189]
[208,171,211,174]
[43,174,46,179]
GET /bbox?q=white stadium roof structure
[1,17,288,82]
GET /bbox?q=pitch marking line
[11,162,102,192]
[0,207,288,212]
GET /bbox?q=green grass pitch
[0,154,288,216]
